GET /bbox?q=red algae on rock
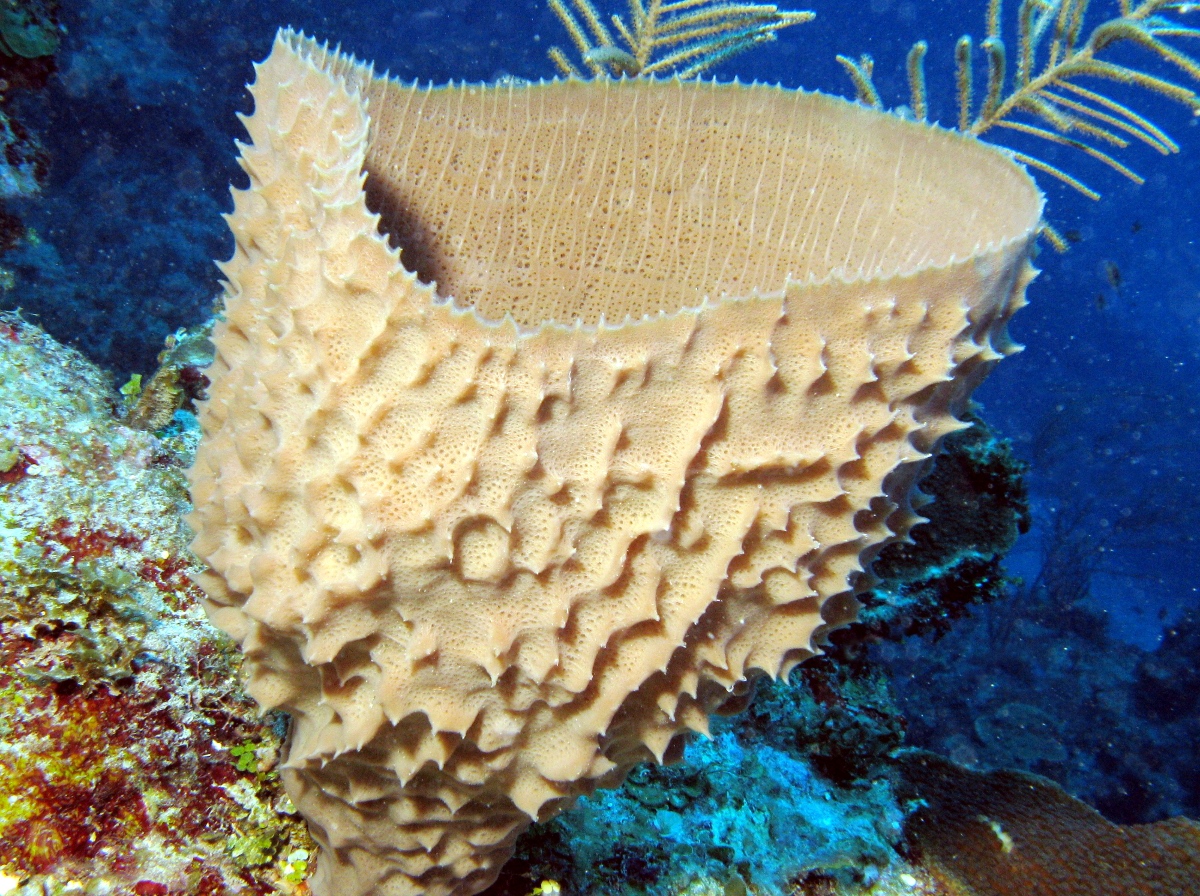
[0,312,313,895]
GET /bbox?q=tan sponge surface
[187,29,1043,896]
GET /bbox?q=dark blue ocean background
[4,0,1198,825]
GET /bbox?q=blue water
[3,0,1197,842]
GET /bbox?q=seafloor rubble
[2,311,1198,896]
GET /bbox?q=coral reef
[874,426,1200,827]
[120,325,213,432]
[856,413,1030,643]
[0,3,1196,895]
[1134,606,1200,723]
[0,312,312,895]
[877,563,1199,825]
[489,411,1199,896]
[1129,608,1200,814]
[0,106,46,204]
[1,0,229,372]
[513,730,907,896]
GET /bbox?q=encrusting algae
[0,312,314,895]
